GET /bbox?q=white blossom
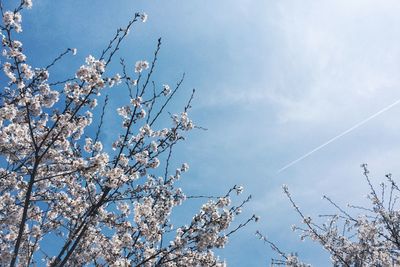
[134,60,149,73]
[22,0,33,9]
[140,12,148,23]
[162,84,171,95]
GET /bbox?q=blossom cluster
[277,164,400,266]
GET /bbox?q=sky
[15,0,400,265]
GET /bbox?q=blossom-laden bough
[0,1,257,266]
[259,164,400,266]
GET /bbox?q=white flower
[93,141,103,152]
[89,98,98,109]
[181,163,189,172]
[112,258,131,267]
[3,62,16,82]
[3,11,22,32]
[134,60,149,73]
[130,96,142,107]
[162,84,171,96]
[234,185,244,195]
[84,138,93,153]
[109,73,121,87]
[117,106,130,118]
[21,63,33,80]
[3,12,14,27]
[138,109,146,119]
[134,150,149,165]
[117,202,130,214]
[140,12,148,23]
[22,0,33,9]
[12,40,22,48]
[148,158,160,168]
[150,141,158,152]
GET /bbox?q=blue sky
[17,0,400,265]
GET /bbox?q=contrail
[277,98,400,174]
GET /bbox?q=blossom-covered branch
[0,1,254,266]
[264,164,400,266]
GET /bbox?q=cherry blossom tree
[260,164,400,266]
[0,1,256,266]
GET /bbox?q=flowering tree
[0,1,256,266]
[260,164,400,266]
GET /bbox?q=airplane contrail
[277,98,400,174]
